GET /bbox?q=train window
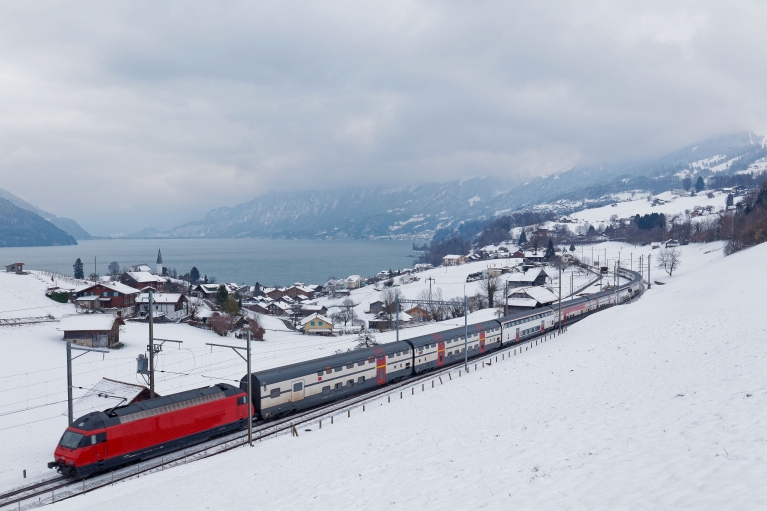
[387,352,394,359]
[269,388,280,398]
[317,369,323,376]
[358,376,365,384]
[346,380,354,387]
[96,432,106,443]
[357,359,365,366]
[334,365,342,372]
[403,349,409,354]
[334,383,343,390]
[417,345,423,351]
[237,395,247,405]
[322,386,330,395]
[396,351,402,356]
[325,366,332,374]
[346,362,354,369]
[293,382,303,392]
[58,431,83,449]
[377,354,385,360]
[368,356,375,364]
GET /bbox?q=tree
[518,230,527,246]
[108,261,120,276]
[216,284,229,305]
[73,258,84,279]
[354,330,379,349]
[187,297,204,321]
[479,275,502,309]
[683,177,692,191]
[204,274,208,284]
[208,276,216,284]
[446,297,466,318]
[332,297,358,326]
[726,194,734,208]
[246,313,266,340]
[657,247,682,276]
[695,176,705,192]
[569,243,576,252]
[380,287,400,328]
[586,225,597,237]
[221,295,239,315]
[190,267,200,284]
[544,238,555,259]
[208,313,235,336]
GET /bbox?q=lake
[0,239,420,286]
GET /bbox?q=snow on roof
[443,254,463,259]
[75,296,100,302]
[301,313,332,326]
[505,298,539,308]
[136,293,185,304]
[127,272,165,283]
[59,314,119,332]
[68,377,148,418]
[346,275,362,282]
[511,286,558,304]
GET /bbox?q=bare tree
[246,313,266,340]
[326,278,339,299]
[447,297,466,318]
[467,292,487,312]
[479,274,502,309]
[657,247,682,276]
[331,297,359,326]
[209,312,236,336]
[108,261,120,276]
[354,330,379,349]
[187,297,204,321]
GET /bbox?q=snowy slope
[40,240,767,509]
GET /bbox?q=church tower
[156,249,163,275]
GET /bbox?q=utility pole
[558,266,562,333]
[395,295,399,343]
[148,288,155,398]
[67,343,108,425]
[463,294,469,372]
[94,257,97,279]
[504,280,508,316]
[247,330,252,446]
[570,272,573,298]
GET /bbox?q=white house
[345,275,364,290]
[442,254,467,266]
[136,293,188,320]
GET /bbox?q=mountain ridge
[0,198,78,247]
[0,188,92,240]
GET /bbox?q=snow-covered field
[2,238,759,509]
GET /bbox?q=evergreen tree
[695,176,705,192]
[518,231,527,246]
[544,238,555,259]
[216,284,229,305]
[586,225,597,237]
[683,177,692,191]
[190,266,200,283]
[726,193,734,208]
[73,258,84,279]
[569,243,575,252]
[204,274,208,284]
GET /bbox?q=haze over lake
[0,239,417,286]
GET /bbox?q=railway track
[0,327,570,510]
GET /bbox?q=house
[506,268,548,288]
[5,262,24,273]
[301,313,333,335]
[442,254,467,266]
[73,282,140,313]
[126,264,152,273]
[123,271,166,291]
[665,239,680,248]
[511,251,524,259]
[193,283,219,300]
[413,264,433,272]
[504,286,559,313]
[345,275,364,289]
[59,314,124,348]
[242,300,269,315]
[136,293,189,320]
[284,285,315,299]
[267,288,285,300]
[369,301,385,314]
[298,304,329,317]
[267,301,292,316]
[406,306,429,323]
[523,252,546,265]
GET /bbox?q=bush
[47,291,70,303]
[208,313,236,336]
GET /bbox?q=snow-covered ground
[7,238,767,508]
[569,190,728,227]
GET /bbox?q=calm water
[0,239,418,286]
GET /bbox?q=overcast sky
[0,1,765,234]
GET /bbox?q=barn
[59,314,124,348]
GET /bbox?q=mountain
[0,188,92,240]
[149,132,765,240]
[0,198,78,247]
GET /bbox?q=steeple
[156,249,163,275]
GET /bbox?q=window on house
[311,321,315,326]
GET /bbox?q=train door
[437,340,445,366]
[479,331,486,354]
[540,321,545,333]
[516,328,520,341]
[376,353,386,384]
[91,432,106,461]
[291,380,304,402]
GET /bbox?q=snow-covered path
[45,241,767,510]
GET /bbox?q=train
[50,268,643,478]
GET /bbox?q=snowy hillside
[27,240,767,509]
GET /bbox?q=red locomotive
[49,383,250,478]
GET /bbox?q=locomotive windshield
[59,430,84,449]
